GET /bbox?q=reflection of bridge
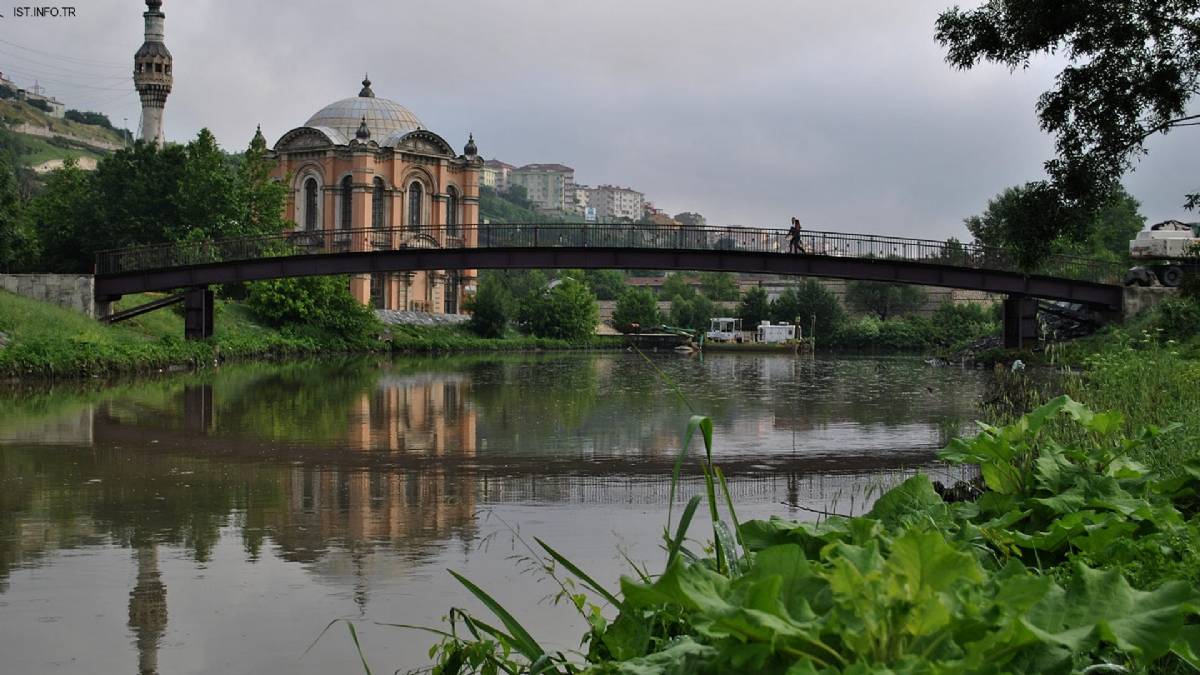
[94,223,1127,346]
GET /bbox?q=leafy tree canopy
[582,269,626,301]
[673,212,706,227]
[845,280,927,321]
[736,286,770,328]
[936,2,1200,263]
[659,273,695,300]
[791,279,846,338]
[0,151,37,272]
[613,287,662,332]
[966,183,1145,264]
[699,272,739,301]
[670,293,715,332]
[466,273,512,338]
[525,277,598,340]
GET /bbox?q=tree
[936,2,1200,260]
[699,272,739,301]
[674,212,707,227]
[89,140,187,251]
[245,275,379,343]
[932,237,969,266]
[792,279,846,338]
[768,289,802,325]
[845,281,927,320]
[966,184,1145,264]
[526,277,598,340]
[26,159,94,272]
[736,286,770,327]
[670,293,715,331]
[466,274,511,338]
[0,152,36,272]
[582,269,626,300]
[235,127,290,237]
[64,109,114,129]
[502,184,536,211]
[176,129,239,240]
[613,287,661,332]
[659,272,694,300]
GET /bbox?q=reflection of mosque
[0,370,483,674]
[257,373,480,608]
[129,545,166,675]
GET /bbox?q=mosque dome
[304,78,424,144]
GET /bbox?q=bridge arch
[94,224,1126,346]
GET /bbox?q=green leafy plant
[309,393,1200,674]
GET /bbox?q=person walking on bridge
[788,217,806,254]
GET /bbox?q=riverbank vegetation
[0,284,624,378]
[391,392,1200,674]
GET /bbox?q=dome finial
[356,116,371,140]
[464,132,477,157]
[359,74,374,98]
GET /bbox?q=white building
[590,184,644,222]
[482,159,514,192]
[511,163,575,214]
[573,185,591,215]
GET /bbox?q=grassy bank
[386,323,623,352]
[0,291,625,379]
[0,290,347,378]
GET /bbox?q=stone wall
[0,274,96,317]
[1123,286,1177,318]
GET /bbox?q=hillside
[0,99,127,171]
[479,186,586,224]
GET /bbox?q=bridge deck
[94,224,1125,309]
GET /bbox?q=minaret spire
[133,0,172,148]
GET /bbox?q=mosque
[136,1,481,314]
[270,78,483,313]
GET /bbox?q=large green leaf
[866,475,947,528]
[885,528,984,597]
[1023,562,1198,663]
[593,637,716,675]
[620,558,730,615]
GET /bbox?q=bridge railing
[95,223,1125,285]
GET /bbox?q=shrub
[465,276,511,338]
[613,287,661,332]
[244,275,379,346]
[524,278,598,341]
[735,286,769,328]
[1153,296,1200,339]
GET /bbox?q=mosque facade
[270,78,482,313]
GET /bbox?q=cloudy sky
[2,1,1195,238]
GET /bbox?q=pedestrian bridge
[93,223,1126,346]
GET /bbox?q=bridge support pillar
[350,274,371,305]
[184,287,214,341]
[1002,294,1038,349]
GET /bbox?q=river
[0,353,989,674]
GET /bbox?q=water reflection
[0,354,988,674]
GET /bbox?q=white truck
[1124,220,1200,287]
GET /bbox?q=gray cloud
[4,0,1196,238]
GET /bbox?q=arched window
[304,178,319,231]
[446,186,460,237]
[444,274,459,314]
[408,181,423,230]
[372,177,386,229]
[340,175,353,229]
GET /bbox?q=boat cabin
[757,321,797,344]
[706,317,742,342]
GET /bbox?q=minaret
[133,0,172,148]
